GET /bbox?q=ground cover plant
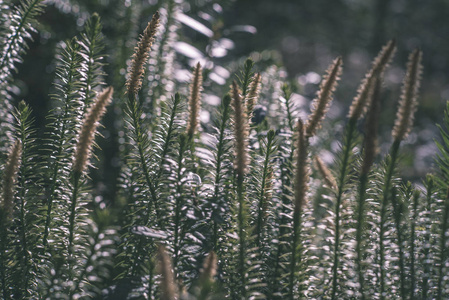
[0,0,449,299]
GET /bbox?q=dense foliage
[0,1,448,299]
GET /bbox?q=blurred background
[9,0,449,197]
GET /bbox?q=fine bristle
[73,87,113,173]
[245,73,262,120]
[314,156,336,189]
[392,49,423,142]
[294,119,310,211]
[157,245,178,300]
[361,78,381,176]
[306,57,342,137]
[186,62,203,140]
[1,140,22,221]
[232,81,249,178]
[348,40,396,120]
[126,11,160,95]
[200,251,217,282]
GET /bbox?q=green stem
[211,96,231,250]
[0,221,9,299]
[437,189,449,300]
[18,179,29,296]
[70,229,101,298]
[237,173,247,298]
[256,134,274,247]
[289,207,302,300]
[127,94,158,224]
[0,0,43,73]
[68,171,82,257]
[43,47,79,248]
[331,118,357,300]
[148,258,155,298]
[421,178,434,299]
[355,174,368,300]
[154,95,181,196]
[379,139,400,300]
[173,140,186,272]
[269,143,294,298]
[409,191,419,299]
[391,188,406,299]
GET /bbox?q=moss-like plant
[1,1,449,299]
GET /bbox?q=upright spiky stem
[211,95,232,250]
[69,87,113,259]
[0,0,45,80]
[232,80,249,298]
[437,188,449,300]
[392,49,422,142]
[157,245,178,300]
[332,47,395,295]
[256,129,275,247]
[125,12,161,222]
[391,187,406,300]
[379,139,400,300]
[1,140,22,220]
[126,11,160,95]
[0,140,22,299]
[290,119,309,299]
[331,117,357,300]
[282,83,296,132]
[348,40,396,120]
[42,42,81,249]
[306,57,342,138]
[173,134,188,273]
[355,78,381,299]
[186,62,203,141]
[409,189,420,299]
[379,49,422,299]
[421,175,434,299]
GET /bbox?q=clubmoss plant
[1,1,449,299]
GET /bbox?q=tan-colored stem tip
[186,62,203,139]
[157,245,179,300]
[306,57,342,137]
[232,81,249,178]
[245,73,262,120]
[294,119,310,212]
[392,49,423,142]
[349,40,396,120]
[361,78,381,176]
[73,87,113,173]
[200,251,217,282]
[314,156,336,190]
[1,140,22,221]
[126,11,160,95]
